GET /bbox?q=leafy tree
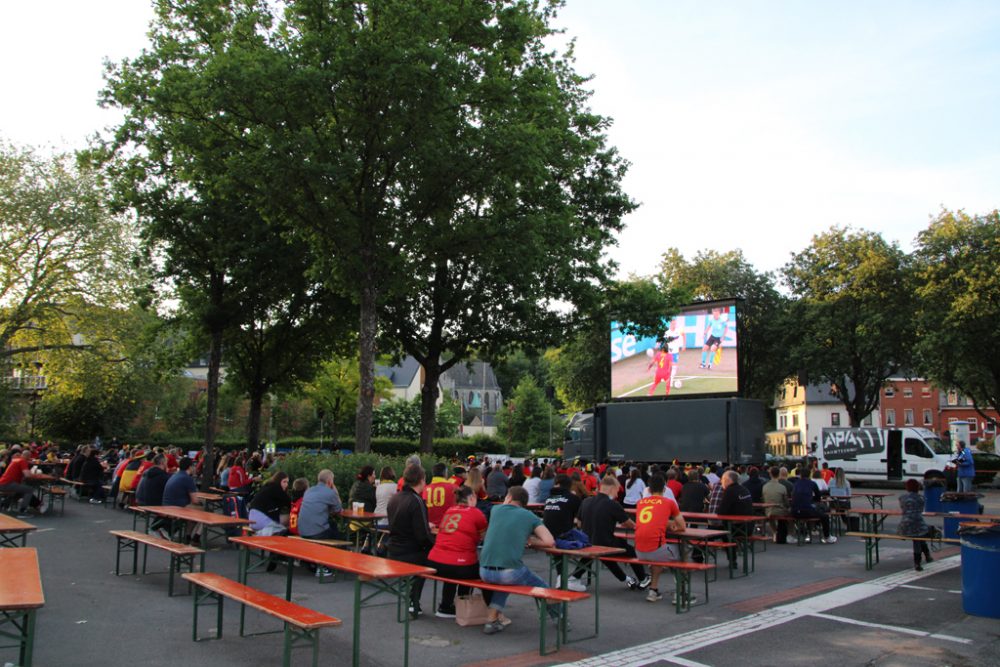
[782,227,913,426]
[302,356,393,447]
[0,141,141,364]
[913,209,1000,421]
[496,375,552,449]
[656,248,792,405]
[492,350,552,403]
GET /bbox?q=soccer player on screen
[647,347,674,396]
[700,308,728,370]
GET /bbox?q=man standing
[479,486,555,635]
[579,476,648,591]
[298,469,344,541]
[699,308,729,369]
[953,441,976,493]
[387,464,434,620]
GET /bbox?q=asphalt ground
[12,485,1000,667]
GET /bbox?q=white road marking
[900,584,961,594]
[809,612,972,644]
[554,555,962,667]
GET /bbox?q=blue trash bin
[959,523,1000,619]
[924,485,944,512]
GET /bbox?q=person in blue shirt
[700,308,729,370]
[161,457,203,544]
[952,441,976,493]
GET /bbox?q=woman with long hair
[247,471,291,535]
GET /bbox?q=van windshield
[925,437,951,455]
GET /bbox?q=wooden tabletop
[0,548,44,609]
[339,509,386,521]
[535,544,625,557]
[666,527,730,540]
[0,514,37,533]
[230,535,434,579]
[137,505,250,527]
[682,512,767,523]
[193,492,224,501]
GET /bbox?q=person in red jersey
[646,347,674,396]
[634,474,687,604]
[423,462,459,527]
[0,450,46,515]
[427,486,492,618]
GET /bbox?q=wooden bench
[423,574,588,656]
[0,547,44,666]
[58,477,87,501]
[599,555,715,613]
[844,531,960,570]
[110,530,205,596]
[41,486,67,515]
[182,572,341,667]
[614,530,736,581]
[0,515,37,548]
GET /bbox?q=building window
[831,413,841,426]
[792,414,799,427]
[966,397,975,407]
[969,419,978,433]
[884,387,895,398]
[885,409,895,426]
[483,393,490,411]
[903,388,913,398]
[947,391,958,406]
[779,414,787,429]
[863,414,873,426]
[921,387,931,398]
[923,409,933,426]
[904,409,914,426]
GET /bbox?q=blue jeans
[957,476,973,493]
[479,565,557,618]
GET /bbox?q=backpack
[223,495,248,536]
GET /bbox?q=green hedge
[131,434,527,457]
[270,450,441,492]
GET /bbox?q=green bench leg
[192,587,224,642]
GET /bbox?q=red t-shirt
[0,458,31,485]
[131,461,154,490]
[165,453,178,472]
[821,469,835,483]
[667,479,683,499]
[427,505,487,566]
[423,478,459,527]
[229,466,249,489]
[288,498,303,536]
[634,495,680,553]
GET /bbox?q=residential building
[770,379,880,457]
[939,389,999,443]
[880,375,939,430]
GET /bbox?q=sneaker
[638,575,652,591]
[315,567,334,578]
[89,498,103,505]
[625,575,639,591]
[435,607,456,618]
[566,576,586,592]
[38,499,50,515]
[915,564,924,572]
[408,604,422,620]
[483,619,505,635]
[821,536,838,545]
[646,588,662,602]
[16,513,30,520]
[497,614,512,627]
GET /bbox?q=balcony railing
[2,375,47,391]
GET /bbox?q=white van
[815,427,952,482]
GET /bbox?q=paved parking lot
[14,485,1000,667]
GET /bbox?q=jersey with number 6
[423,477,459,527]
[427,505,488,565]
[634,495,680,552]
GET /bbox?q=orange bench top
[230,535,435,579]
[137,505,250,526]
[534,545,625,557]
[0,548,44,610]
[0,515,37,533]
[423,574,589,603]
[183,572,341,630]
[110,530,205,555]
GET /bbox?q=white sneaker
[646,588,662,602]
[821,535,838,544]
[566,576,586,592]
[625,575,639,590]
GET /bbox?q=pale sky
[2,1,999,277]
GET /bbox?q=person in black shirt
[543,474,581,538]
[678,469,710,513]
[387,464,435,619]
[717,471,753,516]
[248,471,293,535]
[577,476,648,591]
[743,467,765,504]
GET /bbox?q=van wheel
[924,469,945,480]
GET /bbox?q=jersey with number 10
[634,495,680,552]
[423,478,459,527]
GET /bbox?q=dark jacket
[718,482,753,516]
[387,486,434,554]
[897,492,929,537]
[348,479,377,512]
[80,456,105,485]
[136,466,171,506]
[67,453,87,481]
[743,474,765,503]
[249,482,292,522]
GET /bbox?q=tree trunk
[355,278,377,453]
[419,363,442,453]
[202,324,222,491]
[247,389,263,450]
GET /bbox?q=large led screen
[610,301,739,399]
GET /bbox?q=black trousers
[426,560,492,610]
[793,506,831,538]
[912,530,932,564]
[389,549,429,608]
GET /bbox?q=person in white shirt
[622,468,646,507]
[523,466,543,505]
[374,466,398,528]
